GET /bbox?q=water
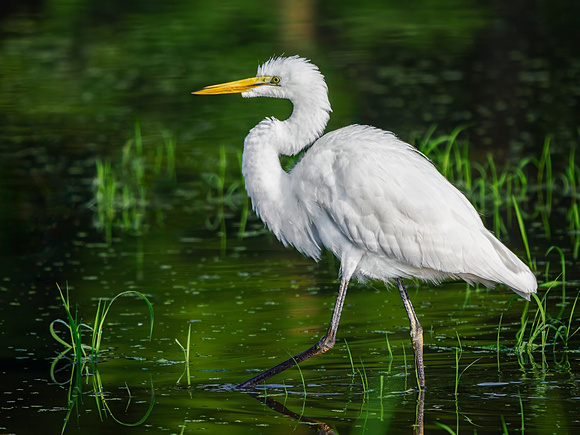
[3,224,579,433]
[2,1,580,434]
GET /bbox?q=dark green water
[2,1,580,434]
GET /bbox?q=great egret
[193,55,537,389]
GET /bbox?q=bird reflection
[245,387,425,434]
[249,392,335,434]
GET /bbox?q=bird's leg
[396,278,425,389]
[237,278,350,389]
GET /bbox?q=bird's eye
[271,76,281,84]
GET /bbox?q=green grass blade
[344,339,356,375]
[497,313,503,372]
[434,422,457,434]
[512,195,533,268]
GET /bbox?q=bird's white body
[239,56,536,300]
[195,54,537,388]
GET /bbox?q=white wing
[292,125,536,297]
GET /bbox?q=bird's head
[193,56,330,112]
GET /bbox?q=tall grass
[202,144,252,251]
[344,338,356,375]
[512,195,533,268]
[91,121,177,243]
[505,242,580,366]
[511,284,580,366]
[536,137,553,238]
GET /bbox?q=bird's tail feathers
[475,231,537,300]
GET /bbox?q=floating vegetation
[91,121,177,244]
[50,283,155,433]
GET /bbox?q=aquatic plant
[510,281,580,368]
[358,356,370,397]
[497,313,504,371]
[544,246,567,317]
[49,283,155,433]
[202,143,253,251]
[454,333,463,397]
[50,283,154,362]
[536,137,553,238]
[512,195,534,269]
[453,333,480,397]
[385,332,394,373]
[237,149,250,237]
[344,338,356,375]
[515,293,548,362]
[384,332,393,359]
[175,323,193,386]
[91,121,177,243]
[292,356,308,417]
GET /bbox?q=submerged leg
[396,278,425,389]
[237,278,350,389]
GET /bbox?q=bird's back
[291,125,537,299]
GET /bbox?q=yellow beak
[193,76,273,95]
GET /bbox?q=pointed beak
[192,76,273,95]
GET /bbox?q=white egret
[193,55,537,389]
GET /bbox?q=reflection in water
[249,391,335,434]
[50,356,155,433]
[247,388,426,434]
[414,389,425,435]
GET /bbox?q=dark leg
[237,278,350,389]
[396,278,425,389]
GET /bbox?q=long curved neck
[277,96,330,155]
[241,100,329,256]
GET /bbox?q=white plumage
[194,55,537,389]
